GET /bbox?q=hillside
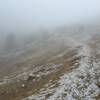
[0,25,100,100]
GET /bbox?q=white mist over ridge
[0,0,100,33]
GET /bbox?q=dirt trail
[0,48,80,100]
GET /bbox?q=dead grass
[0,57,80,100]
[0,48,80,100]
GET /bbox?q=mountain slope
[0,32,100,100]
[24,44,100,100]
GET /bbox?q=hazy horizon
[0,0,100,33]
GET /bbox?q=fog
[1,1,100,99]
[0,0,100,33]
[0,0,100,56]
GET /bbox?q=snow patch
[24,45,100,100]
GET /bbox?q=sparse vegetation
[0,22,100,100]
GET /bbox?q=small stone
[36,74,41,78]
[21,84,25,88]
[96,83,100,88]
[27,73,36,81]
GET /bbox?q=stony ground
[24,44,100,100]
[0,35,100,100]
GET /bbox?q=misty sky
[0,0,100,33]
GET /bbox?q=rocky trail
[0,35,100,100]
[24,45,100,100]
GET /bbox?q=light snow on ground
[24,44,100,100]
